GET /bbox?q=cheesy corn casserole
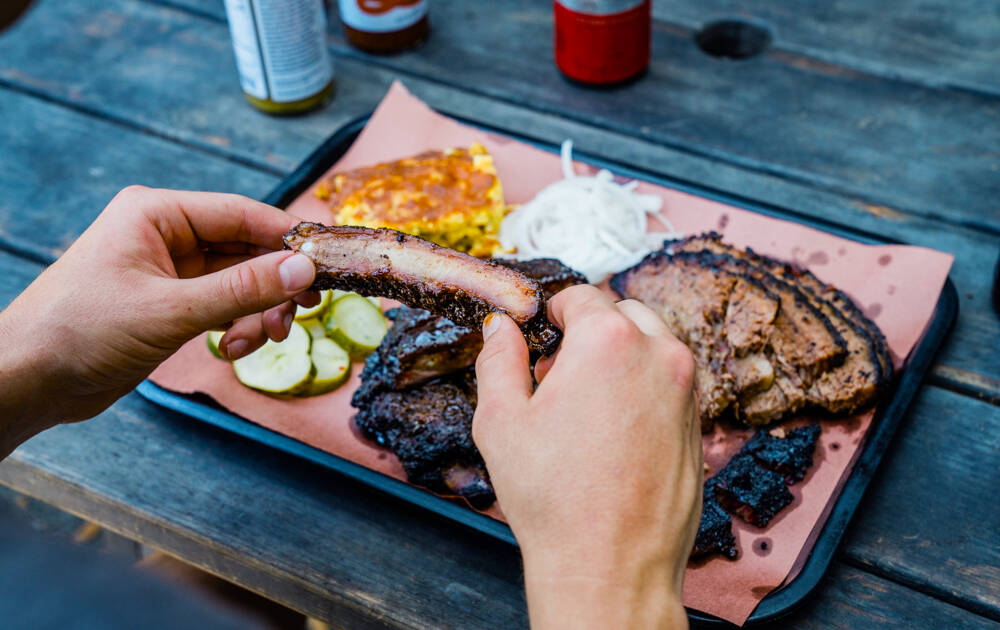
[315,143,508,258]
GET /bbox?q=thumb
[179,251,315,330]
[474,313,533,430]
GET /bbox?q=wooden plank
[0,88,277,261]
[0,0,388,174]
[0,395,530,630]
[164,0,1000,97]
[7,0,1000,234]
[651,0,1000,97]
[317,4,1000,232]
[1,0,999,394]
[841,386,1000,620]
[773,562,998,630]
[929,366,1000,406]
[0,386,995,628]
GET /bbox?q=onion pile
[498,140,679,283]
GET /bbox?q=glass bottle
[339,0,429,54]
[554,0,651,85]
[223,0,335,115]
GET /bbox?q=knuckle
[470,409,492,446]
[111,184,151,208]
[549,283,600,311]
[664,340,696,387]
[475,339,508,372]
[226,265,265,312]
[594,312,640,346]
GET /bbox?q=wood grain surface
[0,0,997,627]
[0,0,996,397]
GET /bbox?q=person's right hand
[473,285,701,630]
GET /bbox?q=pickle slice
[206,331,225,359]
[323,294,388,358]
[306,338,351,395]
[232,322,311,394]
[295,289,332,321]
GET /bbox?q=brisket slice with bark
[669,233,888,416]
[610,251,781,430]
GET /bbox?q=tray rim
[137,112,959,627]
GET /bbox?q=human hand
[0,186,316,447]
[473,285,701,629]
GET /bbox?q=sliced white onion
[499,140,681,283]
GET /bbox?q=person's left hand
[0,186,317,440]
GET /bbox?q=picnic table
[1,1,998,627]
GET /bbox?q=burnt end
[713,454,793,527]
[742,424,821,484]
[691,480,739,560]
[523,312,562,356]
[441,462,496,509]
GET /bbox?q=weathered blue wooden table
[0,1,997,627]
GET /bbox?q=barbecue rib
[668,233,889,415]
[284,223,561,355]
[353,257,588,400]
[351,258,587,507]
[352,307,482,404]
[494,258,588,296]
[353,369,496,508]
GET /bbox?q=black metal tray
[137,113,958,627]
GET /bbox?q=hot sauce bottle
[338,0,430,54]
[222,0,334,115]
[554,0,651,85]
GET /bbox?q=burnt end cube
[713,454,793,527]
[742,424,821,484]
[691,480,738,560]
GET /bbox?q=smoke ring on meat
[283,222,562,355]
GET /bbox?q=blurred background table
[0,1,998,628]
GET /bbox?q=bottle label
[338,0,428,34]
[223,0,333,103]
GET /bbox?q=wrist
[521,538,687,630]
[0,307,63,457]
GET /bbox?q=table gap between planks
[0,0,997,628]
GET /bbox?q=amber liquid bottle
[339,0,429,54]
[223,0,334,115]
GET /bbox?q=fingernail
[279,254,315,292]
[226,339,249,361]
[483,312,501,340]
[282,311,294,333]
